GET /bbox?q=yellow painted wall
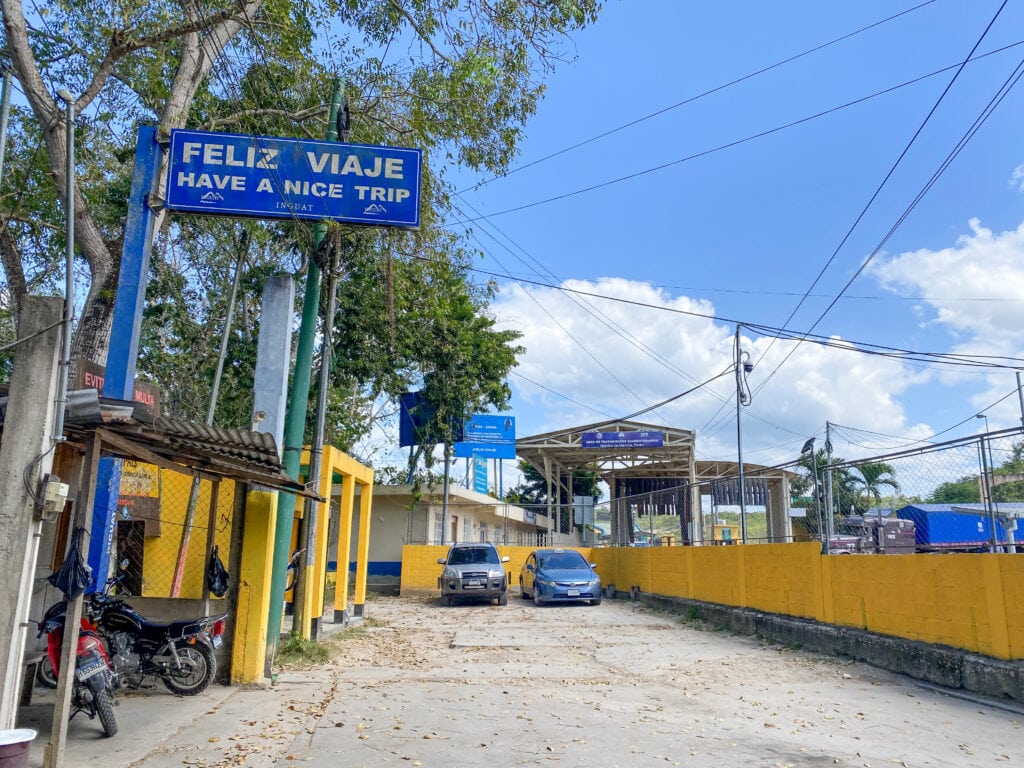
[140,469,235,599]
[400,542,1024,661]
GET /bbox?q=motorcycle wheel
[36,657,57,689]
[92,686,118,737]
[162,642,216,696]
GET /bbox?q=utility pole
[267,77,346,654]
[1016,371,1024,428]
[825,422,835,541]
[734,326,753,543]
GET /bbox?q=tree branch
[388,0,454,65]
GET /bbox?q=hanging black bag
[206,545,229,597]
[47,527,93,599]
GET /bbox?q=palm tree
[850,462,900,510]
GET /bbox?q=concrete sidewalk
[17,668,336,768]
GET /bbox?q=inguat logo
[363,203,387,215]
[200,191,224,204]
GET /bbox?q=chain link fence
[114,460,236,598]
[585,428,1024,554]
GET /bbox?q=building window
[479,522,488,543]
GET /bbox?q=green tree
[504,459,600,506]
[928,476,981,504]
[0,0,600,367]
[849,462,900,511]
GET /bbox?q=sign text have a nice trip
[165,129,422,228]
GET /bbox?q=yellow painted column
[352,480,375,617]
[818,551,835,625]
[982,556,1010,659]
[231,490,277,684]
[333,475,356,618]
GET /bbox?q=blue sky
[428,0,1024,479]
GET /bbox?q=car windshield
[538,551,588,570]
[448,547,500,566]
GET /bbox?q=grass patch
[275,632,331,668]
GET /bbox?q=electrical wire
[753,18,1022,396]
[458,0,940,194]
[451,39,1024,225]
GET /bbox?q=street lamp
[801,438,826,552]
[735,326,753,543]
[976,413,989,434]
[976,413,1000,552]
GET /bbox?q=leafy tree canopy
[0,0,601,450]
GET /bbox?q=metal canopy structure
[516,420,796,546]
[517,419,696,483]
[516,420,697,542]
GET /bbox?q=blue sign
[581,430,664,449]
[398,392,462,448]
[454,441,516,459]
[455,414,516,458]
[473,456,488,495]
[463,415,515,444]
[165,129,421,227]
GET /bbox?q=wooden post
[45,431,101,768]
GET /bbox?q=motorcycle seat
[139,620,207,641]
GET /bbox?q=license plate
[567,589,580,597]
[466,579,482,587]
[76,658,105,682]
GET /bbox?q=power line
[451,40,1024,225]
[408,255,1024,370]
[752,1,1019,397]
[458,0,940,194]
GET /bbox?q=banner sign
[76,359,160,421]
[455,414,516,459]
[581,430,663,449]
[165,129,422,228]
[454,441,516,459]
[473,456,488,495]
[463,415,515,444]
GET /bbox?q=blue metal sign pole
[89,126,163,587]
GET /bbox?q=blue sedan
[520,549,602,606]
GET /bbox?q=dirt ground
[25,594,1023,768]
[303,595,1021,767]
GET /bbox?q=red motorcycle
[37,600,118,737]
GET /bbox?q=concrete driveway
[18,594,1023,767]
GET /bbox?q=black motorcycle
[37,600,119,737]
[87,577,227,696]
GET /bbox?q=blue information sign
[454,441,516,459]
[473,456,488,495]
[454,414,516,459]
[581,430,664,449]
[463,415,515,444]
[165,129,421,227]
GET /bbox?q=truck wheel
[497,592,508,606]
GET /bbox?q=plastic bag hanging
[206,545,229,597]
[47,527,93,599]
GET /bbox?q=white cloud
[1012,164,1024,192]
[871,218,1024,421]
[492,277,922,467]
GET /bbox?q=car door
[522,553,537,595]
